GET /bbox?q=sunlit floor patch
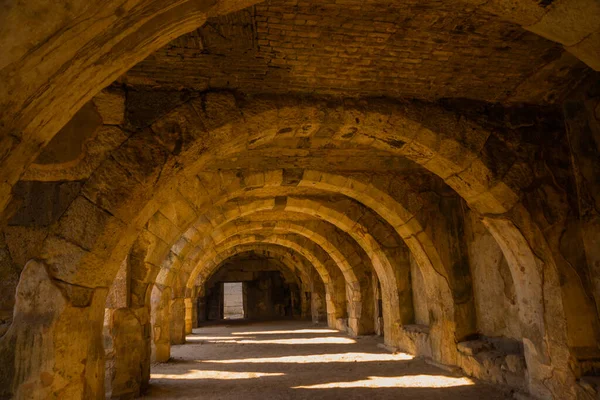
[202,351,414,364]
[187,336,246,341]
[292,375,475,389]
[148,321,512,399]
[188,336,356,345]
[232,329,339,335]
[152,370,285,380]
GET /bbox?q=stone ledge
[457,336,526,391]
[395,323,432,359]
[376,342,398,353]
[425,359,461,373]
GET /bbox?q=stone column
[103,256,151,399]
[184,297,197,334]
[150,286,171,363]
[300,283,311,320]
[311,282,327,324]
[0,261,107,399]
[104,307,151,399]
[197,295,207,323]
[170,297,186,345]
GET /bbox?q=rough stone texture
[457,337,527,390]
[126,1,587,104]
[562,76,600,395]
[0,261,107,399]
[1,3,600,399]
[464,209,521,339]
[184,297,196,334]
[3,89,599,399]
[104,307,151,399]
[170,298,186,345]
[410,255,430,326]
[151,286,172,363]
[93,89,126,126]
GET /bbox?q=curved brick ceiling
[124,0,588,104]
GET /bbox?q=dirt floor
[143,320,514,399]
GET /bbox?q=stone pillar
[104,307,151,399]
[301,283,311,320]
[191,298,199,329]
[0,261,107,399]
[372,275,384,336]
[170,297,186,345]
[102,255,151,399]
[197,295,207,323]
[310,284,326,324]
[184,297,196,334]
[348,274,375,336]
[150,285,171,363]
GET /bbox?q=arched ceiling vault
[1,2,598,398]
[158,244,316,299]
[198,244,321,292]
[205,250,307,289]
[183,234,344,319]
[2,91,585,396]
[144,170,463,332]
[151,192,438,341]
[7,94,543,294]
[193,220,362,291]
[0,0,597,220]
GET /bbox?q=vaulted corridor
[2,1,600,399]
[145,321,512,399]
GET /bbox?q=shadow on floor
[143,320,514,400]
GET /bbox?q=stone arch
[166,194,409,343]
[170,169,471,355]
[2,92,592,399]
[0,1,598,223]
[147,94,594,394]
[198,246,317,292]
[133,165,467,357]
[194,221,374,335]
[482,209,578,399]
[199,250,309,294]
[191,246,315,323]
[207,244,327,322]
[184,236,341,327]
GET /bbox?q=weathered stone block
[93,90,125,125]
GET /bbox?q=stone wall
[410,255,430,326]
[0,70,599,400]
[464,209,521,340]
[104,307,151,399]
[563,75,600,389]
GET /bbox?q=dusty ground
[143,320,514,399]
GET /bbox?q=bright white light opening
[223,282,244,320]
